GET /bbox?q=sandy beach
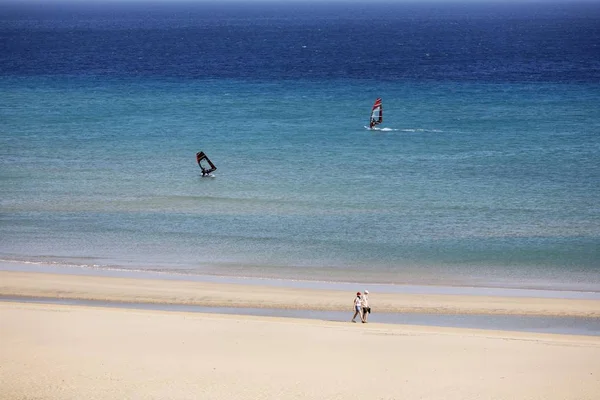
[1,271,600,399]
[1,301,599,400]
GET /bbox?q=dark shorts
[362,307,370,314]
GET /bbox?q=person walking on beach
[351,292,363,323]
[361,290,370,323]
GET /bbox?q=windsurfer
[196,151,217,177]
[369,98,383,129]
[200,165,215,177]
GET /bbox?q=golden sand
[1,301,599,400]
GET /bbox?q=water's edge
[2,260,600,300]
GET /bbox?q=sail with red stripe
[369,98,383,129]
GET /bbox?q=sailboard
[196,151,217,177]
[369,98,383,129]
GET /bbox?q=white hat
[364,290,369,294]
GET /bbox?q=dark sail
[196,151,217,176]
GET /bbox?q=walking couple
[351,290,370,323]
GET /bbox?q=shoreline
[2,260,600,299]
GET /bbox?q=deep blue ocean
[1,1,599,292]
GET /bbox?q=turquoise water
[2,77,599,291]
[1,2,599,292]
